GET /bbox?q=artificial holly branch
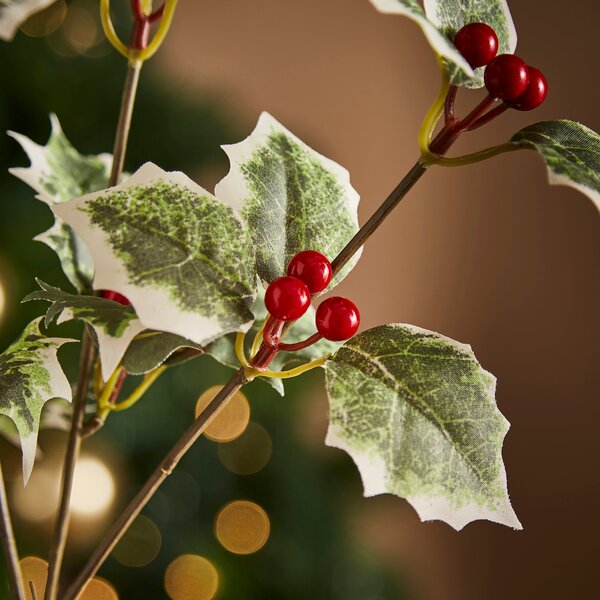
[44,3,179,600]
[0,0,598,598]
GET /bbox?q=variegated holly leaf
[121,332,203,375]
[53,163,257,348]
[0,0,56,41]
[423,0,516,88]
[23,280,145,382]
[367,0,473,79]
[207,285,340,396]
[0,399,71,453]
[215,112,361,287]
[510,120,600,212]
[9,114,111,291]
[0,318,75,483]
[325,324,521,530]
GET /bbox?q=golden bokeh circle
[215,500,270,555]
[20,556,47,600]
[80,578,119,600]
[195,385,250,443]
[164,554,219,600]
[21,0,67,37]
[217,422,272,475]
[112,515,162,568]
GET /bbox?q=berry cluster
[265,250,360,342]
[454,22,548,110]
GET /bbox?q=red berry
[454,22,498,68]
[265,276,310,321]
[287,250,332,293]
[484,54,530,100]
[506,66,548,111]
[315,297,360,341]
[101,290,131,306]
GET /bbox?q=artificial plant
[0,1,598,599]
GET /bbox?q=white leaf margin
[8,113,112,206]
[0,0,57,41]
[368,0,474,78]
[1,318,75,483]
[53,162,255,347]
[325,323,522,531]
[57,308,145,382]
[216,111,361,221]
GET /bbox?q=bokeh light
[80,577,119,600]
[71,457,115,517]
[12,469,60,522]
[217,422,272,475]
[195,385,250,443]
[215,500,270,555]
[61,1,102,54]
[20,556,47,600]
[164,554,219,600]
[21,0,67,38]
[112,515,162,568]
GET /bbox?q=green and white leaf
[53,162,257,348]
[215,112,361,287]
[424,0,516,88]
[325,324,521,530]
[9,114,111,291]
[510,120,600,212]
[367,0,474,79]
[0,318,75,483]
[23,280,145,382]
[0,399,71,451]
[207,285,340,396]
[121,332,203,375]
[0,0,56,41]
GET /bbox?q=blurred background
[0,0,598,599]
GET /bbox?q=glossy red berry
[506,66,548,111]
[315,297,360,341]
[265,276,311,321]
[484,54,530,100]
[453,22,498,68]
[101,290,131,306]
[287,250,332,293]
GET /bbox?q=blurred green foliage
[0,7,408,599]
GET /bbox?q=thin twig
[63,369,249,600]
[44,56,143,600]
[0,463,26,600]
[331,160,427,274]
[29,582,37,600]
[109,62,142,187]
[43,332,95,600]
[64,157,430,598]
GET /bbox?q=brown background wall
[156,1,598,599]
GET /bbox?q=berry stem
[263,316,284,346]
[444,85,458,125]
[278,332,323,353]
[464,103,508,131]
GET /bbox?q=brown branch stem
[0,462,25,600]
[109,61,142,187]
[43,331,95,600]
[44,54,143,600]
[64,155,431,598]
[63,368,249,600]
